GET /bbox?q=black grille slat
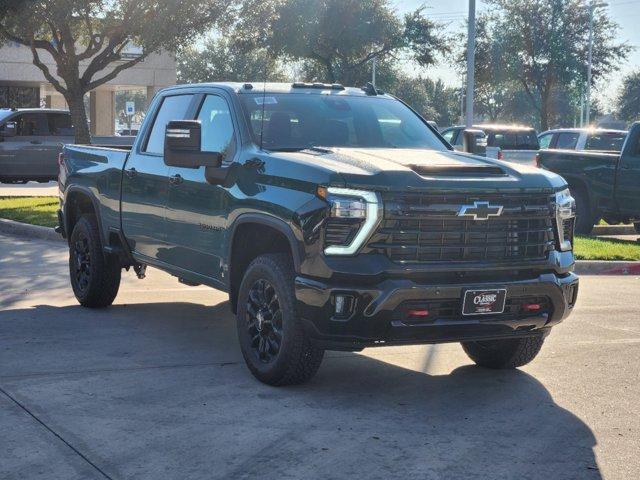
[370,192,556,264]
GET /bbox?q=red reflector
[407,309,429,317]
[522,303,541,311]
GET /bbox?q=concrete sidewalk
[0,181,58,197]
[1,233,640,479]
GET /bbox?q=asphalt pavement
[1,233,639,480]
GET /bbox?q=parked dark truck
[538,121,640,234]
[58,83,579,385]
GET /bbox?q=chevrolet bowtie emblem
[457,201,503,220]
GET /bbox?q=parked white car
[538,128,627,152]
[441,124,539,166]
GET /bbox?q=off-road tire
[572,187,595,235]
[461,336,545,369]
[236,253,325,386]
[68,214,121,308]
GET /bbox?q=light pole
[586,1,608,126]
[465,0,476,128]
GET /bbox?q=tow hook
[134,264,147,279]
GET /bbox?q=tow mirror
[462,128,487,156]
[0,121,17,138]
[164,120,222,169]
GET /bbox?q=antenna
[259,51,268,151]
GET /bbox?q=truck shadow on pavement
[1,301,601,480]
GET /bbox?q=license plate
[462,289,507,316]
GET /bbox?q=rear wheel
[461,336,545,369]
[68,214,121,308]
[572,187,595,235]
[236,253,324,386]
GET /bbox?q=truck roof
[0,107,69,114]
[163,82,394,98]
[447,124,536,132]
[540,127,628,134]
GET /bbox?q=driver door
[164,93,238,283]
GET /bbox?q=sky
[393,0,640,111]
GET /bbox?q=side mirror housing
[164,120,222,168]
[462,128,487,156]
[0,121,17,137]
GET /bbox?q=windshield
[0,110,14,124]
[239,94,447,151]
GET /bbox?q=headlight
[555,188,576,251]
[322,187,381,255]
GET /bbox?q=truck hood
[277,147,566,192]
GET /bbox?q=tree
[482,0,630,130]
[263,0,449,86]
[617,71,640,124]
[177,37,287,84]
[0,0,235,143]
[390,75,460,127]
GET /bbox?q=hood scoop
[409,164,506,177]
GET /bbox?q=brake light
[57,152,65,167]
[535,153,541,168]
[407,309,430,317]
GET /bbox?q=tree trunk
[65,91,91,144]
[539,93,550,132]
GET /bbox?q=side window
[48,113,74,136]
[585,133,626,152]
[538,133,553,149]
[144,95,194,154]
[15,113,49,136]
[197,95,236,161]
[441,129,456,144]
[556,132,579,150]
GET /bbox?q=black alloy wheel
[72,233,92,294]
[245,279,283,364]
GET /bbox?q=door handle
[169,173,183,185]
[125,167,137,178]
[30,140,42,145]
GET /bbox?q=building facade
[0,41,176,135]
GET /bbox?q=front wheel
[68,214,121,308]
[572,188,595,235]
[236,253,324,386]
[461,336,545,369]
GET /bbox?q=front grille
[368,192,556,264]
[394,296,551,325]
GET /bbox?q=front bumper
[295,272,579,351]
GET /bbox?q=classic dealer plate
[462,289,507,315]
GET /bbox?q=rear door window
[556,132,580,149]
[15,113,49,136]
[144,94,194,154]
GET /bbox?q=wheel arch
[227,214,303,314]
[64,187,104,245]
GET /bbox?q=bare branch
[85,51,151,91]
[29,44,66,95]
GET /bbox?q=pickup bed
[58,82,579,385]
[538,121,640,234]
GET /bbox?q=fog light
[333,294,355,319]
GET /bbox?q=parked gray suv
[0,108,133,183]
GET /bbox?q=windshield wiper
[267,145,333,154]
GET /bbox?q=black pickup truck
[538,121,640,234]
[58,82,579,385]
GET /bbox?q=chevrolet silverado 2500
[58,82,579,385]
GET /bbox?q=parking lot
[1,232,639,480]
